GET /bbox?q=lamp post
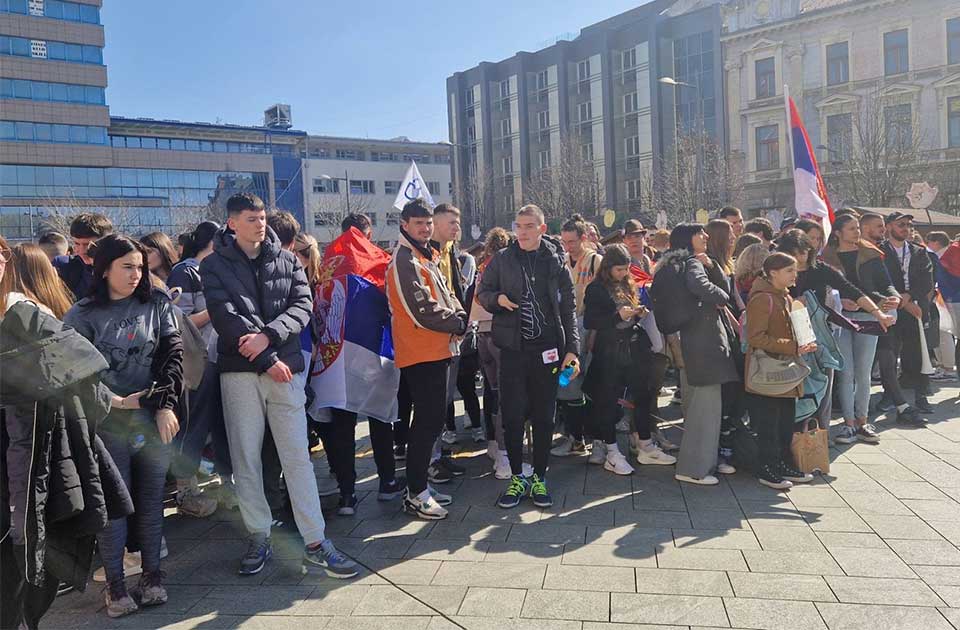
[659,76,704,219]
[320,170,350,213]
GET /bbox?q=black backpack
[649,257,698,335]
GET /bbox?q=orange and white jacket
[386,229,467,369]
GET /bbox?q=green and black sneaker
[497,475,530,509]
[530,474,552,508]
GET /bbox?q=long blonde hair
[734,242,770,286]
[294,233,322,286]
[0,242,74,318]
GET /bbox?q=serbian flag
[309,227,399,423]
[785,87,835,238]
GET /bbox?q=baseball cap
[885,211,914,225]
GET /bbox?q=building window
[427,181,439,195]
[384,180,401,195]
[826,42,849,85]
[386,212,400,226]
[949,18,960,65]
[581,143,594,162]
[1,0,100,24]
[536,70,548,90]
[949,97,960,148]
[577,59,591,82]
[622,48,636,71]
[624,92,639,114]
[755,124,780,170]
[501,155,513,175]
[0,78,105,105]
[755,57,776,99]
[884,103,912,151]
[538,110,550,130]
[500,118,511,138]
[312,178,339,194]
[0,121,106,145]
[884,29,909,76]
[826,113,853,161]
[336,149,364,161]
[625,136,640,169]
[499,79,510,99]
[370,151,399,162]
[349,179,375,194]
[578,101,592,122]
[538,149,550,170]
[626,179,641,201]
[673,31,716,136]
[0,35,102,64]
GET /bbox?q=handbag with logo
[743,293,810,396]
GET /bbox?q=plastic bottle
[558,365,575,387]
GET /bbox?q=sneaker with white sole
[550,436,575,457]
[427,485,453,506]
[104,580,138,618]
[440,430,458,445]
[133,570,167,607]
[636,443,676,466]
[403,491,448,520]
[604,450,635,475]
[471,427,486,443]
[652,428,678,451]
[175,477,218,518]
[588,440,607,465]
[675,474,719,486]
[716,462,736,475]
[303,539,358,578]
[780,463,814,484]
[486,440,499,461]
[834,424,858,444]
[857,424,880,444]
[757,465,793,490]
[494,453,532,480]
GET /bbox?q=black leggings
[393,372,413,449]
[446,352,482,430]
[592,350,656,445]
[746,394,796,470]
[327,409,397,497]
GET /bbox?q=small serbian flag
[785,87,835,238]
[309,228,399,423]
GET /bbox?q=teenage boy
[478,204,580,509]
[201,192,356,578]
[53,212,112,299]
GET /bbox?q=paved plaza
[44,381,960,630]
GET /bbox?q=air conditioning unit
[264,104,292,130]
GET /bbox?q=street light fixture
[320,171,351,213]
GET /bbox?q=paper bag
[790,421,829,474]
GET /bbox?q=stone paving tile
[428,617,582,630]
[431,561,546,588]
[879,481,950,500]
[403,540,490,562]
[799,507,872,532]
[887,539,960,566]
[927,520,960,546]
[827,546,918,578]
[506,522,587,544]
[456,587,527,617]
[326,617,434,630]
[930,585,960,607]
[610,593,728,626]
[688,508,750,530]
[349,585,439,616]
[727,572,835,602]
[723,597,827,630]
[190,585,315,616]
[562,542,659,567]
[750,525,826,552]
[521,589,610,621]
[814,531,889,550]
[543,564,637,593]
[672,528,762,550]
[351,519,436,540]
[837,491,913,515]
[656,546,748,571]
[785,486,849,509]
[912,565,960,585]
[634,567,733,597]
[858,513,945,540]
[742,550,844,575]
[824,576,946,606]
[815,602,956,629]
[614,510,693,529]
[484,542,566,564]
[395,585,468,616]
[939,608,960,628]
[585,525,674,546]
[356,536,418,560]
[904,500,960,521]
[584,624,690,630]
[461,505,543,524]
[360,559,441,585]
[423,521,511,542]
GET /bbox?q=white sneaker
[604,450,635,475]
[716,462,736,475]
[427,485,453,506]
[675,474,719,486]
[834,425,858,445]
[652,428,678,451]
[588,440,607,465]
[550,436,574,457]
[471,427,486,443]
[440,430,458,445]
[494,453,532,479]
[403,492,448,520]
[486,440,499,461]
[636,443,677,466]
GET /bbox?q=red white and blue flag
[785,88,835,237]
[309,227,399,423]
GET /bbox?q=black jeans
[878,312,929,405]
[446,351,482,430]
[393,372,413,449]
[327,408,397,498]
[500,347,559,478]
[171,361,230,479]
[594,349,656,445]
[402,359,451,496]
[746,394,796,471]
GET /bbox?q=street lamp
[660,76,705,219]
[320,171,350,213]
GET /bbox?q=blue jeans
[97,410,171,584]
[836,312,880,422]
[171,361,230,479]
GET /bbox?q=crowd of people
[2,194,959,626]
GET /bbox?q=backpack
[650,257,697,335]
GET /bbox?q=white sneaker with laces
[403,492,448,520]
[716,462,736,475]
[440,430,458,445]
[550,436,574,457]
[675,474,719,486]
[604,449,635,475]
[494,453,532,479]
[427,485,453,506]
[588,440,607,465]
[834,424,858,444]
[636,442,677,466]
[652,428,678,451]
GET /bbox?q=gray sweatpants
[676,374,722,480]
[221,370,326,544]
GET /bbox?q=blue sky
[101,0,647,142]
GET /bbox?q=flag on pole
[309,227,399,423]
[392,160,435,211]
[785,87,835,237]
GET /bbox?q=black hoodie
[200,227,312,374]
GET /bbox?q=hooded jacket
[0,302,134,590]
[200,227,313,374]
[744,277,803,398]
[477,235,580,357]
[822,240,897,306]
[386,228,467,369]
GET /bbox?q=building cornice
[721,0,902,44]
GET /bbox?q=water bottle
[558,365,575,387]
